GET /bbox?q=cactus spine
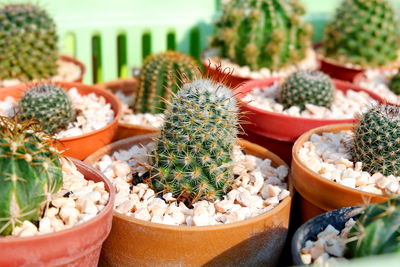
[0,117,63,235]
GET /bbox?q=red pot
[60,55,86,83]
[318,56,363,82]
[203,60,249,88]
[0,158,115,266]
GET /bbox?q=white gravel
[0,88,115,138]
[93,142,290,226]
[8,158,109,237]
[299,130,400,195]
[242,82,376,119]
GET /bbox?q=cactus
[134,51,200,114]
[352,104,400,176]
[0,116,63,236]
[278,70,335,110]
[149,79,239,203]
[210,0,312,71]
[347,196,400,257]
[389,71,400,95]
[323,0,400,68]
[0,4,58,81]
[18,84,75,134]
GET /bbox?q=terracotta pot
[0,157,115,267]
[84,134,293,266]
[202,59,249,88]
[0,82,122,160]
[60,54,86,83]
[318,55,364,82]
[291,123,389,222]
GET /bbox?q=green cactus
[352,104,400,176]
[323,0,400,68]
[347,196,400,257]
[210,0,312,71]
[149,79,239,203]
[278,70,335,110]
[0,3,58,81]
[18,84,75,134]
[389,71,400,95]
[0,116,63,236]
[134,51,200,114]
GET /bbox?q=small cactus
[352,104,400,176]
[134,51,200,114]
[18,84,75,134]
[323,0,400,68]
[347,196,400,257]
[0,116,63,236]
[150,78,239,203]
[279,70,335,110]
[210,0,312,71]
[0,4,58,81]
[389,71,400,95]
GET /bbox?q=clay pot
[84,134,293,266]
[291,123,388,222]
[202,60,249,88]
[234,78,385,164]
[0,158,115,267]
[95,78,159,141]
[60,55,86,83]
[318,55,364,82]
[0,81,122,160]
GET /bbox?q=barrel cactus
[323,0,400,68]
[150,79,239,203]
[0,116,63,235]
[389,71,400,95]
[352,104,400,176]
[134,51,200,114]
[18,84,75,134]
[278,70,335,110]
[347,196,400,257]
[210,0,312,71]
[0,3,58,81]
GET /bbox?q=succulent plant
[149,79,239,203]
[210,0,312,71]
[278,70,335,110]
[389,71,400,95]
[0,3,58,81]
[0,116,63,235]
[323,0,400,68]
[347,196,400,257]
[18,84,75,134]
[352,104,400,176]
[134,51,200,114]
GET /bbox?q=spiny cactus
[0,4,58,81]
[134,51,200,114]
[347,197,400,257]
[352,104,400,176]
[18,84,75,134]
[323,0,400,68]
[149,79,239,203]
[210,0,312,71]
[0,117,63,236]
[278,70,335,110]
[389,71,400,95]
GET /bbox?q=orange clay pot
[85,134,293,266]
[0,158,115,267]
[95,78,159,141]
[0,82,122,160]
[60,55,86,83]
[291,123,388,223]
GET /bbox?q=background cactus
[18,84,75,134]
[352,104,400,176]
[0,4,58,81]
[278,70,335,110]
[347,196,400,257]
[134,51,200,114]
[0,117,63,236]
[150,79,239,203]
[323,0,400,68]
[389,71,400,95]
[210,0,312,71]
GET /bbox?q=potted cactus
[85,78,292,266]
[0,3,85,86]
[319,0,400,81]
[203,0,317,87]
[0,116,114,266]
[292,197,400,265]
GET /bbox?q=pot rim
[0,157,115,243]
[85,134,293,232]
[59,54,86,81]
